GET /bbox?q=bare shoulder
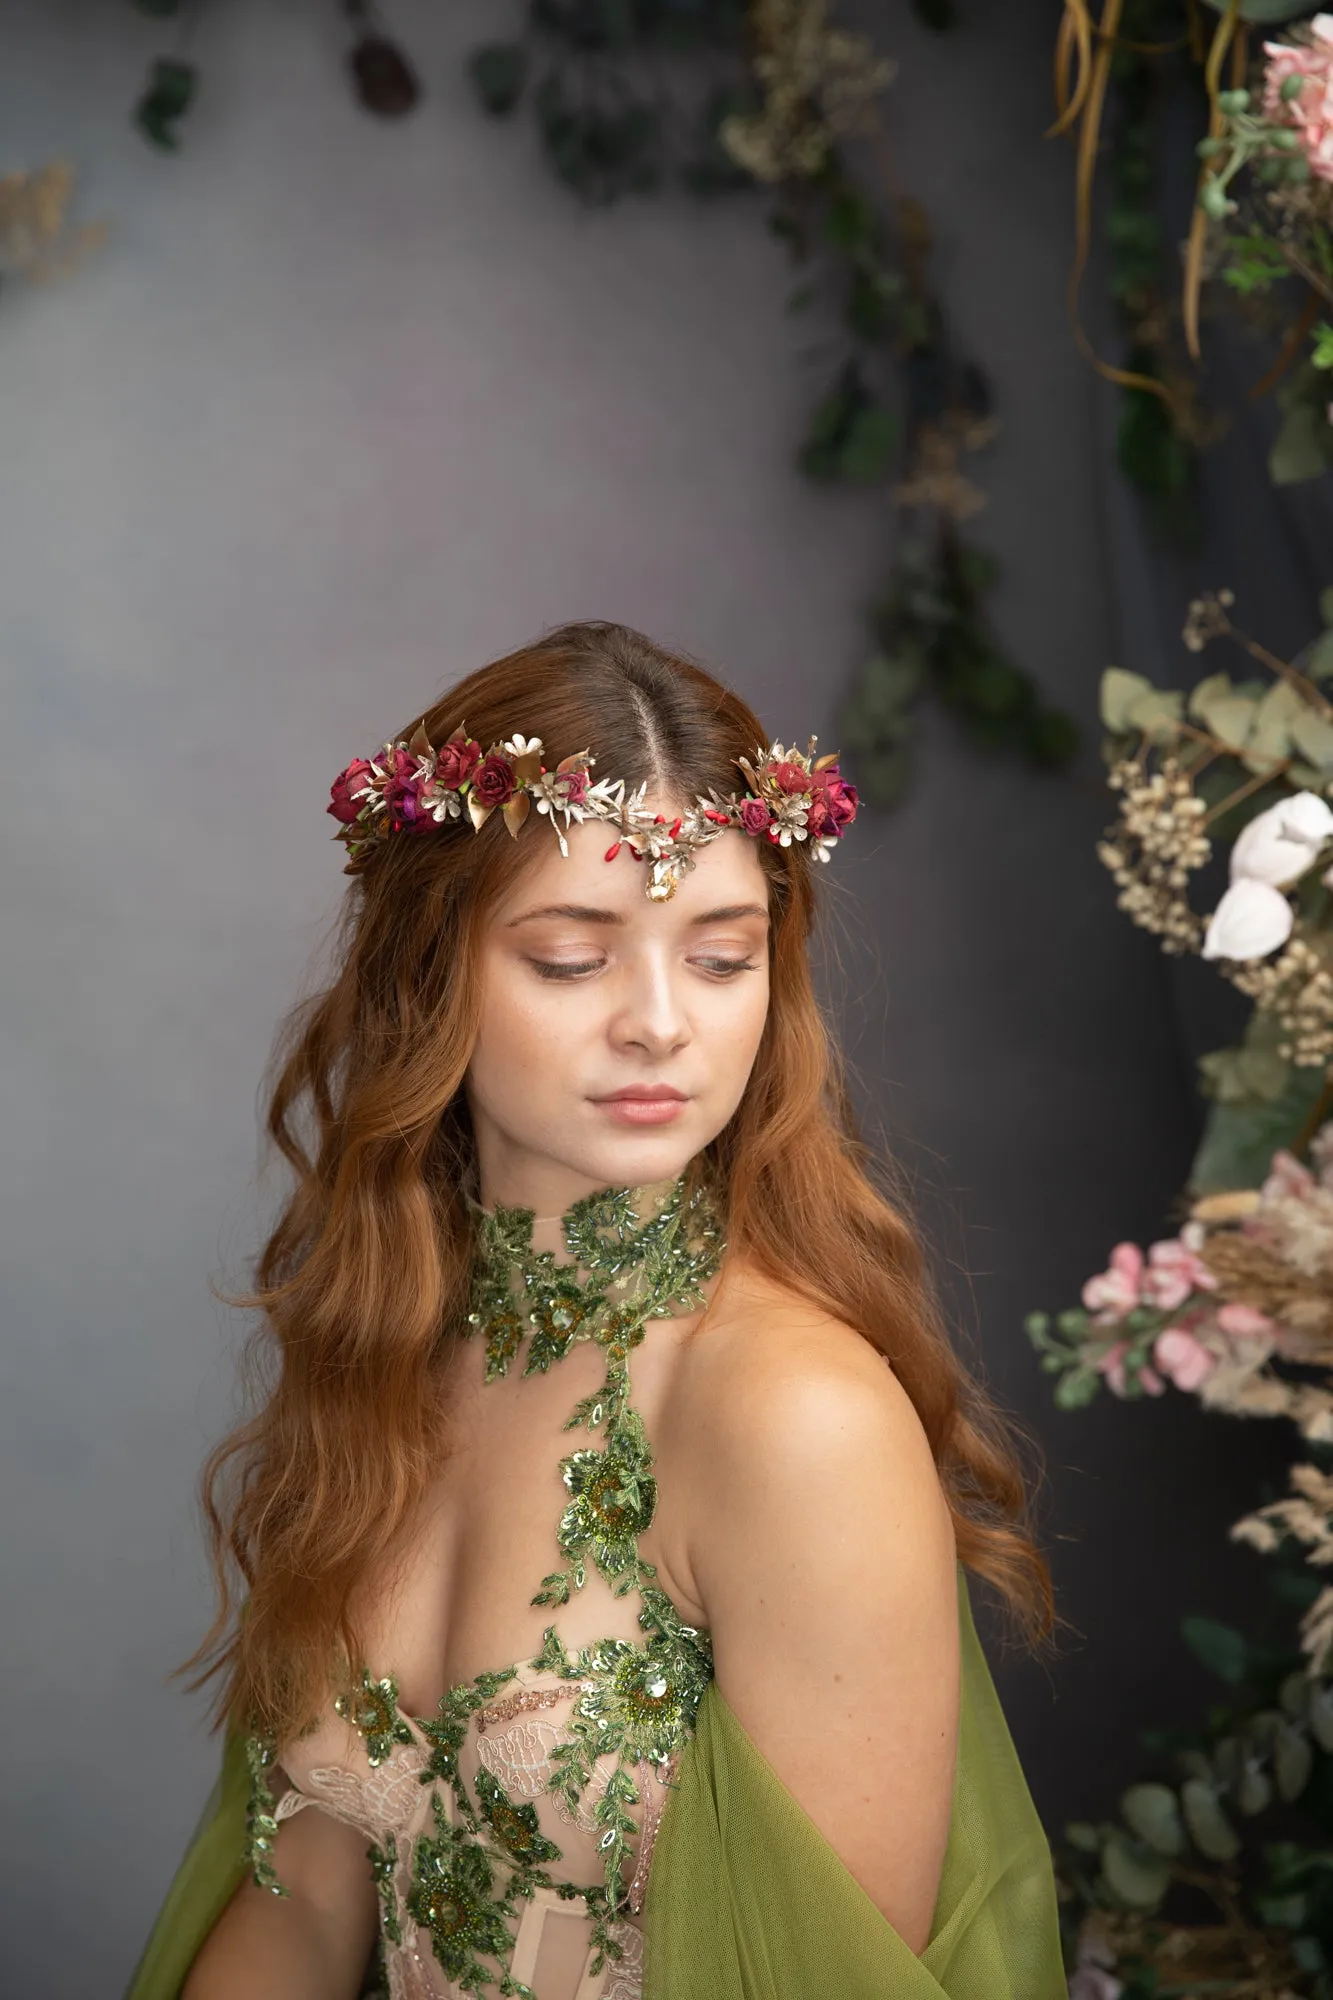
[673,1258,961,1951]
[679,1257,950,1530]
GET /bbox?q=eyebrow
[506,901,770,927]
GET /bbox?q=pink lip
[591,1085,689,1126]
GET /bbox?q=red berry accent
[604,841,622,862]
[669,817,682,838]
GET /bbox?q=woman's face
[464,803,772,1214]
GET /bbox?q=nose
[609,948,691,1060]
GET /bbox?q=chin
[571,1124,707,1194]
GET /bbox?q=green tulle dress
[125,1176,1068,2000]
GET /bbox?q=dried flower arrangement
[1033,587,1333,1997]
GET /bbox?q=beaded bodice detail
[245,1174,724,2000]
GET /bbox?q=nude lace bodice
[243,1176,723,2000]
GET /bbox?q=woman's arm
[687,1289,961,1957]
[182,1796,380,2000]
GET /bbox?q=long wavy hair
[179,619,1060,1745]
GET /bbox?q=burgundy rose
[769,759,811,796]
[472,752,517,808]
[327,757,376,825]
[808,766,858,838]
[738,797,774,836]
[555,769,590,808]
[435,733,482,790]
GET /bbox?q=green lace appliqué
[243,1731,289,1897]
[336,1666,417,1767]
[281,1173,724,1995]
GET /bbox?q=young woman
[126,621,1068,2000]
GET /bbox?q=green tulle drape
[124,1562,1067,2000]
[643,1562,1068,1999]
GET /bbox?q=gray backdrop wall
[2,2,1309,1993]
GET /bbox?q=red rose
[739,797,774,836]
[328,757,376,824]
[809,766,858,838]
[769,759,810,796]
[472,752,517,808]
[435,733,482,790]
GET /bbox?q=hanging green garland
[461,0,1080,804]
[120,0,1079,805]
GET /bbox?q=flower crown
[327,719,858,901]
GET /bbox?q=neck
[472,1134,696,1258]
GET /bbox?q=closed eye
[693,956,757,977]
[527,958,605,980]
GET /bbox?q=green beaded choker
[463,1170,725,1384]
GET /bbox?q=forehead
[493,809,770,922]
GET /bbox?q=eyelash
[528,956,757,982]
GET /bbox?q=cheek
[466,958,601,1120]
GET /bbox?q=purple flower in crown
[806,764,858,841]
[381,745,432,833]
[328,757,377,826]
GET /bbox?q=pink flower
[1261,1147,1316,1202]
[1215,1300,1280,1339]
[1153,1326,1218,1391]
[1096,1339,1131,1395]
[327,756,376,825]
[1141,1237,1218,1312]
[739,797,775,835]
[1263,18,1333,182]
[1082,1243,1144,1320]
[472,752,517,808]
[435,732,481,790]
[1095,1340,1166,1396]
[807,765,859,839]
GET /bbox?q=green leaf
[1189,1059,1329,1193]
[837,402,899,483]
[1222,232,1290,294]
[1100,1828,1172,1908]
[468,43,528,115]
[1243,678,1307,771]
[1270,396,1333,486]
[133,57,197,152]
[1121,1783,1186,1857]
[1181,1615,1249,1685]
[1054,1365,1102,1410]
[1275,1719,1314,1802]
[1023,707,1081,767]
[1288,705,1333,772]
[1313,323,1333,371]
[1189,672,1257,752]
[1101,667,1156,731]
[1181,1778,1241,1861]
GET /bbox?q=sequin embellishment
[244,1171,724,1996]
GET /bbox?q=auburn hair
[178,619,1060,1745]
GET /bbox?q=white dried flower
[1203,878,1296,961]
